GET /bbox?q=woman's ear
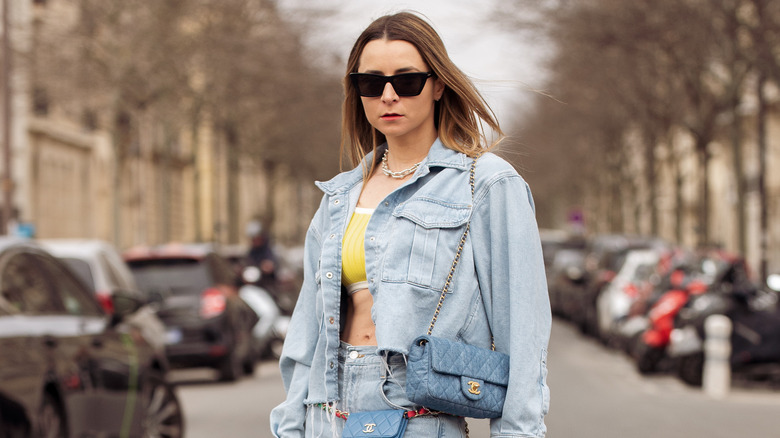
[433,77,445,101]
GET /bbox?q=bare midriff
[342,288,376,345]
[340,147,428,346]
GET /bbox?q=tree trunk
[112,138,122,246]
[644,130,659,236]
[225,123,240,244]
[161,127,173,243]
[757,73,769,281]
[697,139,711,247]
[111,108,132,247]
[730,97,746,255]
[675,164,683,245]
[263,159,277,235]
[191,114,202,242]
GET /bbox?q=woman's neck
[385,131,438,167]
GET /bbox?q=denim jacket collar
[315,138,469,196]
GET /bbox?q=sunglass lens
[392,75,425,96]
[356,76,385,97]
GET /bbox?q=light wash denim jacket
[271,139,551,437]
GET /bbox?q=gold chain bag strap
[405,154,510,420]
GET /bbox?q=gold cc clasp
[467,380,481,395]
[362,423,376,433]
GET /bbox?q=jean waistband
[338,342,406,365]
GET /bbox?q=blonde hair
[340,12,504,172]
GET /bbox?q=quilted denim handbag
[342,409,408,438]
[406,335,509,418]
[405,155,510,419]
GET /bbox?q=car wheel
[143,373,184,438]
[218,349,242,382]
[37,393,66,438]
[635,341,664,374]
[243,357,256,376]
[677,353,704,387]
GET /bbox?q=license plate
[166,328,183,344]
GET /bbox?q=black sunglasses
[349,72,434,97]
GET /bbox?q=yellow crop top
[341,207,373,294]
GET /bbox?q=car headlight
[566,266,583,281]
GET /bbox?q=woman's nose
[381,82,399,102]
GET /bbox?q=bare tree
[187,0,340,241]
[739,0,780,279]
[32,0,341,244]
[507,0,754,248]
[34,0,196,244]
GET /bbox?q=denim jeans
[304,342,466,438]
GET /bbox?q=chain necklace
[381,149,423,179]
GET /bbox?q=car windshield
[127,259,213,296]
[60,258,96,291]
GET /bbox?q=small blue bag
[342,409,408,438]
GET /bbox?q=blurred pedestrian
[245,219,278,285]
[271,11,550,438]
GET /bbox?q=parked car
[540,228,574,269]
[595,248,661,346]
[0,237,183,437]
[575,234,668,335]
[547,247,589,318]
[39,238,167,355]
[123,243,259,381]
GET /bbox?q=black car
[548,247,589,318]
[574,234,668,335]
[123,243,259,382]
[0,237,183,437]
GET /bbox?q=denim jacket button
[329,234,336,239]
[349,351,359,359]
[326,272,333,279]
[329,317,335,324]
[329,362,334,369]
[334,200,340,205]
[369,236,375,241]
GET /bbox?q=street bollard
[702,314,732,399]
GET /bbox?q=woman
[271,11,551,438]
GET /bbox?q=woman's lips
[381,113,403,120]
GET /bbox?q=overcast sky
[277,0,550,130]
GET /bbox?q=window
[32,87,49,116]
[128,258,211,296]
[82,109,98,131]
[0,251,103,316]
[99,252,125,290]
[1,253,62,314]
[61,258,96,291]
[38,255,103,317]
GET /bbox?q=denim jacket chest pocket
[380,197,471,290]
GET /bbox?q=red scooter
[634,268,708,374]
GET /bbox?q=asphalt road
[170,319,780,437]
